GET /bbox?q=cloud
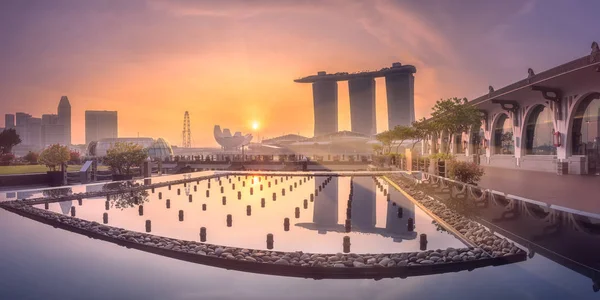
[147,0,344,17]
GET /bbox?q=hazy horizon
[2,0,599,146]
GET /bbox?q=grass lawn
[0,165,108,175]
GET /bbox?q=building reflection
[473,192,600,292]
[297,177,417,241]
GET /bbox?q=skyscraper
[385,70,415,129]
[58,96,71,145]
[4,114,15,129]
[41,114,65,147]
[85,110,118,144]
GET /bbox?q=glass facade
[91,137,173,159]
[572,94,600,174]
[493,114,514,155]
[147,138,174,159]
[525,105,556,155]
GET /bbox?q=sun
[252,121,259,130]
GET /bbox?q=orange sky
[2,0,597,146]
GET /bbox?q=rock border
[385,174,526,259]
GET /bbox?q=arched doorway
[524,105,556,155]
[493,114,514,155]
[571,93,600,174]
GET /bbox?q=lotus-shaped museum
[214,125,253,150]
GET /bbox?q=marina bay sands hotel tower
[295,62,416,137]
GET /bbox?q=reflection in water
[299,176,417,241]
[103,181,149,210]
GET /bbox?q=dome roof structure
[147,138,174,159]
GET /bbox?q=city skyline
[1,0,600,146]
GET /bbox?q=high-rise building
[58,96,71,145]
[385,70,415,129]
[348,77,376,136]
[25,117,42,148]
[85,110,118,144]
[312,77,338,137]
[41,114,65,148]
[5,114,15,129]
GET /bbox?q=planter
[112,174,134,181]
[47,171,65,187]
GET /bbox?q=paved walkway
[478,167,600,214]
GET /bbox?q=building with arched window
[422,42,600,175]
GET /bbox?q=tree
[104,142,148,175]
[375,130,394,154]
[409,118,435,150]
[39,144,70,171]
[0,129,21,154]
[23,151,39,164]
[430,97,482,153]
[391,125,415,153]
[0,153,15,166]
[69,151,81,164]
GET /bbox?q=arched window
[494,114,514,155]
[572,94,600,156]
[525,105,556,155]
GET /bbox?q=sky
[1,0,599,146]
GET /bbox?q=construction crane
[182,111,191,148]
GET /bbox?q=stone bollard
[168,184,171,190]
[383,189,387,196]
[260,184,263,191]
[303,199,308,209]
[343,236,351,253]
[103,212,108,224]
[282,189,285,196]
[189,195,193,202]
[289,185,293,192]
[266,233,274,249]
[237,191,241,200]
[184,182,187,187]
[194,186,197,192]
[420,234,428,250]
[268,182,271,188]
[275,179,278,184]
[387,193,391,202]
[310,194,314,201]
[44,203,49,210]
[222,196,227,205]
[178,210,184,221]
[232,184,235,190]
[158,192,162,199]
[319,186,322,192]
[166,199,171,209]
[221,186,224,193]
[226,214,232,227]
[208,182,211,189]
[138,205,144,216]
[295,207,300,218]
[246,205,252,216]
[250,187,254,195]
[284,218,290,231]
[78,198,83,206]
[294,182,297,188]
[261,198,266,208]
[229,178,232,183]
[219,180,222,186]
[206,190,210,198]
[70,206,76,217]
[105,201,110,211]
[200,227,207,242]
[243,181,246,187]
[272,192,277,201]
[345,219,351,232]
[202,204,207,211]
[145,220,151,233]
[152,187,155,193]
[397,207,403,218]
[407,218,414,232]
[238,177,241,181]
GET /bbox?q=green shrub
[447,160,484,184]
[39,144,70,171]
